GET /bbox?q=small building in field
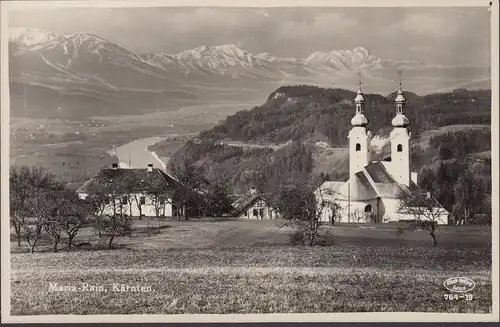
[77,163,180,218]
[315,80,449,225]
[232,188,280,220]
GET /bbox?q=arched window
[355,143,361,151]
[397,144,403,152]
[364,204,372,212]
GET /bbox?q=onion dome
[391,114,409,127]
[351,113,369,126]
[392,78,409,127]
[351,79,368,126]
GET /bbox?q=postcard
[1,0,498,323]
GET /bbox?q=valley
[9,98,256,188]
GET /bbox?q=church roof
[318,172,379,201]
[364,161,396,183]
[372,183,408,198]
[317,161,423,201]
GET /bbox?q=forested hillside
[164,85,491,219]
[194,86,490,146]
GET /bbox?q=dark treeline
[429,128,491,160]
[170,140,314,195]
[415,127,492,223]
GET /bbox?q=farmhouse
[77,163,180,217]
[315,81,449,225]
[232,188,280,219]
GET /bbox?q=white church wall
[348,127,372,176]
[389,128,410,186]
[320,199,380,223]
[381,198,449,225]
[380,198,403,223]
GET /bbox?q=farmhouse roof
[231,192,274,216]
[77,167,178,194]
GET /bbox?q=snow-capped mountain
[171,44,274,78]
[255,52,304,64]
[9,28,182,92]
[8,27,491,118]
[9,27,60,47]
[304,46,384,71]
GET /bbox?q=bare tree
[277,181,337,246]
[453,169,484,225]
[85,181,132,250]
[203,173,233,217]
[172,164,207,220]
[397,191,448,247]
[62,192,92,252]
[10,166,60,253]
[85,185,108,238]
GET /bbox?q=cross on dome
[392,70,409,127]
[354,72,365,103]
[351,74,368,127]
[395,70,405,103]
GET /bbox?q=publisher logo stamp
[443,277,475,301]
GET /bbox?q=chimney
[112,163,118,170]
[426,191,431,199]
[249,187,257,195]
[147,163,153,172]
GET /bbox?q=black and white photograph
[1,0,498,323]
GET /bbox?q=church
[315,80,449,225]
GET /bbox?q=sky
[8,6,491,66]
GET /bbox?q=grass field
[10,219,492,315]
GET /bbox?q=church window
[355,143,361,151]
[397,144,403,152]
[364,204,372,212]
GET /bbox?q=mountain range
[9,27,491,118]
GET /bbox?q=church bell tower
[348,77,372,177]
[389,73,411,186]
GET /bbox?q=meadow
[10,219,492,315]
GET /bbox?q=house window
[140,196,146,205]
[355,143,361,151]
[397,144,403,152]
[364,204,372,212]
[122,196,128,204]
[253,209,258,217]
